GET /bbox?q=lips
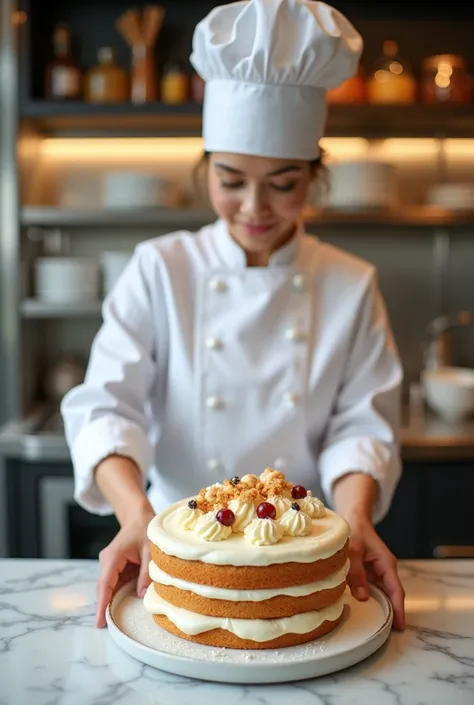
[241,223,274,235]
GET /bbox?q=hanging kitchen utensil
[116,5,165,103]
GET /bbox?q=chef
[61,0,405,631]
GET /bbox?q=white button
[208,459,223,472]
[285,327,306,343]
[292,273,305,291]
[209,278,227,292]
[206,396,224,410]
[283,392,299,407]
[274,457,286,470]
[206,337,223,350]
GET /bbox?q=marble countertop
[1,559,474,704]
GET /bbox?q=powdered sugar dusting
[111,583,390,667]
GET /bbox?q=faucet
[423,310,472,369]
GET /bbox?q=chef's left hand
[346,516,406,631]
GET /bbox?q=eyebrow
[214,162,303,177]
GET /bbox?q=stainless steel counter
[0,405,473,463]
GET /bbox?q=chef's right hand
[95,507,155,628]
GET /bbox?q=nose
[241,184,268,217]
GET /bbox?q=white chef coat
[61,219,403,524]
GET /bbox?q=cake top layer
[147,467,350,567]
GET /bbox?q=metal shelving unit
[20,205,474,230]
[20,299,102,319]
[21,207,215,229]
[19,101,474,139]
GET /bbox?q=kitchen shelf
[20,101,203,137]
[19,102,474,138]
[21,299,102,318]
[20,206,474,230]
[21,207,214,229]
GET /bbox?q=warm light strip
[444,139,474,158]
[40,137,205,161]
[319,137,369,159]
[373,138,441,159]
[39,136,474,163]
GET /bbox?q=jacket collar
[212,218,303,269]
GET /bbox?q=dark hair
[192,149,327,205]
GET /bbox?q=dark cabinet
[376,468,421,559]
[377,460,474,559]
[6,459,118,558]
[419,463,474,559]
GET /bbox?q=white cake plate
[106,581,393,684]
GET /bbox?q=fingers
[96,549,127,628]
[137,542,152,598]
[347,540,370,601]
[366,552,406,631]
[381,562,406,631]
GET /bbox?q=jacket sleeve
[60,244,167,515]
[318,269,403,525]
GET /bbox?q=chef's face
[208,152,315,266]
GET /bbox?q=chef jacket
[61,219,403,524]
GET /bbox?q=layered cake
[144,468,350,649]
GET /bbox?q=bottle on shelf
[45,23,82,100]
[161,60,189,104]
[421,54,472,104]
[84,47,129,103]
[326,66,366,104]
[367,40,417,104]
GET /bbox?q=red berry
[257,502,276,520]
[216,508,235,527]
[291,485,307,499]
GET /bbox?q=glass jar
[326,67,366,103]
[161,62,189,104]
[84,47,129,103]
[367,40,417,104]
[421,54,471,104]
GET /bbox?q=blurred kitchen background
[1,0,474,561]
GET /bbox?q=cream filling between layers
[148,498,350,566]
[149,559,350,601]
[144,585,346,640]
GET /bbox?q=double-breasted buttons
[285,327,306,343]
[209,278,227,292]
[206,396,225,410]
[206,337,223,350]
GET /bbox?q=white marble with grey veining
[1,559,473,705]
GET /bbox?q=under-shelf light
[40,137,205,162]
[38,136,474,165]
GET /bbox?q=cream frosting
[240,473,259,485]
[193,512,232,542]
[259,467,277,481]
[149,559,350,602]
[227,498,257,532]
[300,495,326,518]
[148,498,350,566]
[244,517,283,545]
[279,506,312,536]
[267,494,292,519]
[176,504,203,530]
[144,585,346,640]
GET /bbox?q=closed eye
[270,182,297,192]
[221,181,245,189]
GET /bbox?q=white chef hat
[190,0,363,160]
